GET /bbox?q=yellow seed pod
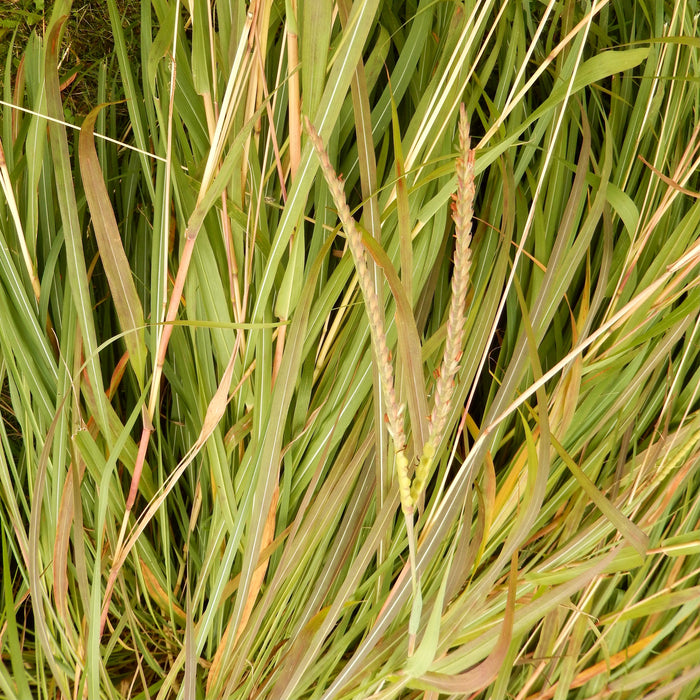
[395,451,409,477]
[422,450,433,475]
[395,452,413,510]
[410,441,436,503]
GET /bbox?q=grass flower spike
[429,105,474,448]
[410,106,475,508]
[305,117,412,511]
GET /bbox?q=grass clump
[1,1,700,699]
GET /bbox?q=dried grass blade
[419,553,519,693]
[139,559,186,623]
[52,465,77,622]
[78,105,147,385]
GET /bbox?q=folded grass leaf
[79,104,147,385]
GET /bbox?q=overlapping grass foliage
[1,0,700,698]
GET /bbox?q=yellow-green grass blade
[43,20,110,440]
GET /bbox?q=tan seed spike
[305,117,413,512]
[429,104,475,448]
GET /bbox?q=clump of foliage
[1,1,700,699]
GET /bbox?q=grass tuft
[1,1,700,699]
